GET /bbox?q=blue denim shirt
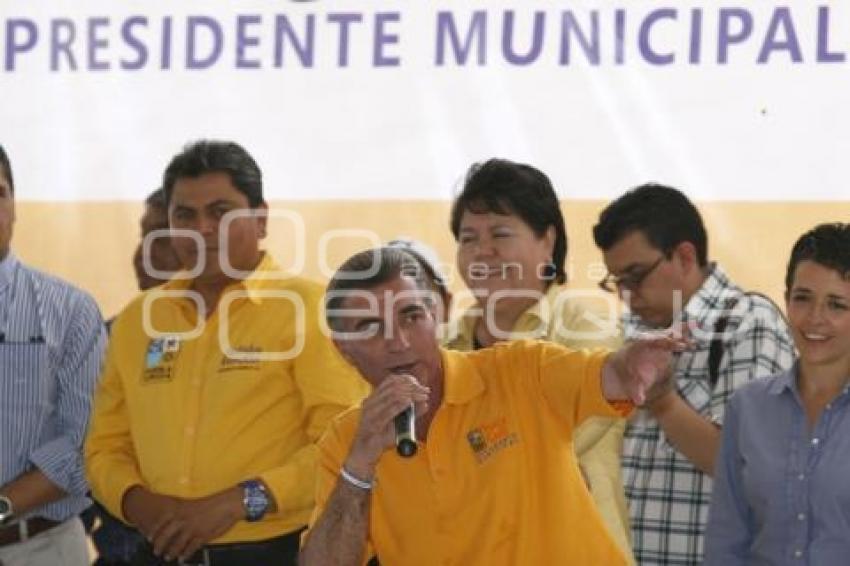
[705,364,850,565]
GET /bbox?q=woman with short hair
[706,222,850,565]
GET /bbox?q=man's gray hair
[325,247,435,331]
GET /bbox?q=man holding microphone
[301,246,686,566]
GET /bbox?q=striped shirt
[0,253,106,522]
[621,263,795,566]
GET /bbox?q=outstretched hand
[603,327,691,405]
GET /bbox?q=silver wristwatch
[0,495,14,525]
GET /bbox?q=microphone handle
[394,403,417,458]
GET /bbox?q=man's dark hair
[0,144,14,193]
[326,247,434,331]
[145,187,168,210]
[449,158,568,285]
[593,183,708,266]
[163,140,264,207]
[785,222,850,294]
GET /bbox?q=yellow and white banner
[1,0,848,314]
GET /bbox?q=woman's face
[786,260,850,372]
[456,209,555,305]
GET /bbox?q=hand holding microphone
[346,373,429,476]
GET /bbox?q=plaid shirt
[622,264,795,565]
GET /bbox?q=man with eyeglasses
[592,183,795,566]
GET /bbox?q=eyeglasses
[598,256,665,293]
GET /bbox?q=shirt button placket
[182,331,208,491]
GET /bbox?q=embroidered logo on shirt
[143,337,178,382]
[145,339,164,369]
[163,336,181,353]
[219,345,263,373]
[466,417,519,464]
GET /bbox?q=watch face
[246,493,267,514]
[242,482,269,522]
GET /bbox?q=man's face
[168,172,267,282]
[602,230,685,328]
[333,274,443,392]
[133,204,182,290]
[0,167,14,259]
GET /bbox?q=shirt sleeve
[538,343,631,433]
[259,287,370,514]
[709,298,795,425]
[704,393,752,565]
[29,291,106,497]
[85,328,146,522]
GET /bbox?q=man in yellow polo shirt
[85,140,368,565]
[300,247,685,566]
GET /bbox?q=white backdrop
[2,0,848,202]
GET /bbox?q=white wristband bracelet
[340,466,374,490]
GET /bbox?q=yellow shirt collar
[446,284,562,348]
[440,348,485,404]
[511,284,561,334]
[163,252,279,305]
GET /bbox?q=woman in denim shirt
[705,222,850,565]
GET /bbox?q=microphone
[394,403,417,458]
